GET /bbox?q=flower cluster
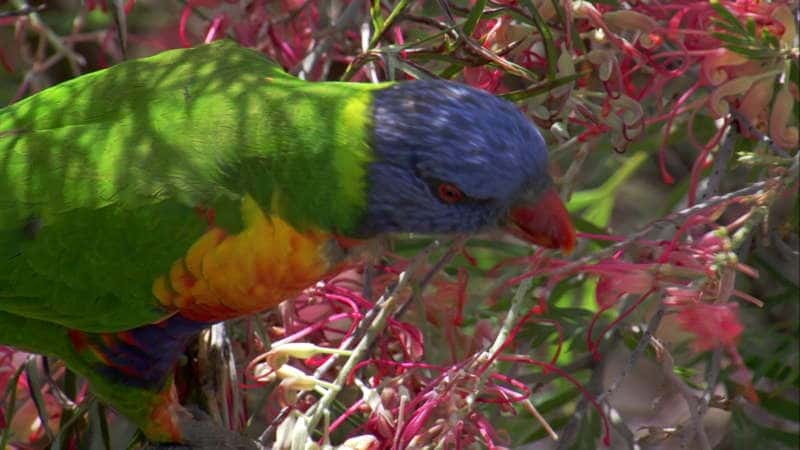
[241,261,609,449]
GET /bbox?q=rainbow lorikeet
[0,40,575,444]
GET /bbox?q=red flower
[595,267,655,309]
[676,302,744,352]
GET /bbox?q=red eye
[437,183,464,203]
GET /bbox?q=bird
[0,39,575,444]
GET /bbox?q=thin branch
[10,0,85,75]
[556,353,606,450]
[0,2,43,18]
[552,178,780,278]
[394,235,468,320]
[731,109,792,157]
[296,0,366,79]
[699,125,735,202]
[658,342,712,450]
[734,396,800,434]
[597,304,666,403]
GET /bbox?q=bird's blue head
[359,80,575,252]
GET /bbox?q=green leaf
[536,388,582,414]
[568,189,608,212]
[760,393,800,422]
[370,0,384,31]
[572,216,612,241]
[386,54,437,80]
[710,0,747,34]
[568,151,649,213]
[369,0,411,48]
[723,44,774,59]
[518,0,557,80]
[438,63,464,79]
[583,196,615,228]
[712,31,757,47]
[462,0,487,36]
[762,29,781,49]
[746,18,757,38]
[96,403,112,450]
[712,18,750,36]
[0,363,25,449]
[499,71,587,102]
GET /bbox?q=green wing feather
[0,40,387,332]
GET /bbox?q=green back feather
[0,40,390,332]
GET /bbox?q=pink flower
[463,66,504,93]
[595,268,655,309]
[676,303,744,352]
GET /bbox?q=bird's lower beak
[506,187,576,254]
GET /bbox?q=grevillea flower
[462,16,513,93]
[595,266,655,309]
[701,48,750,86]
[675,302,744,352]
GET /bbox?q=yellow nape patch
[152,196,335,322]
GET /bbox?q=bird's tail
[0,310,207,443]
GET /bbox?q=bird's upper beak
[506,187,576,254]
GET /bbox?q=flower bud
[709,75,760,118]
[769,83,799,149]
[336,435,380,450]
[738,77,775,136]
[602,10,658,33]
[774,5,796,48]
[702,49,748,86]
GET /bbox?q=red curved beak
[506,187,576,254]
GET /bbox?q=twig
[559,141,591,200]
[734,396,800,434]
[296,0,365,79]
[10,0,85,75]
[597,304,666,403]
[699,125,735,202]
[0,2,43,18]
[458,279,560,444]
[394,235,468,320]
[552,178,778,277]
[523,398,559,441]
[197,323,244,431]
[369,0,411,49]
[658,343,712,450]
[463,278,534,413]
[109,0,128,60]
[24,357,55,442]
[555,352,606,450]
[434,0,538,82]
[686,347,722,447]
[731,109,792,157]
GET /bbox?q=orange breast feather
[152,196,337,322]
